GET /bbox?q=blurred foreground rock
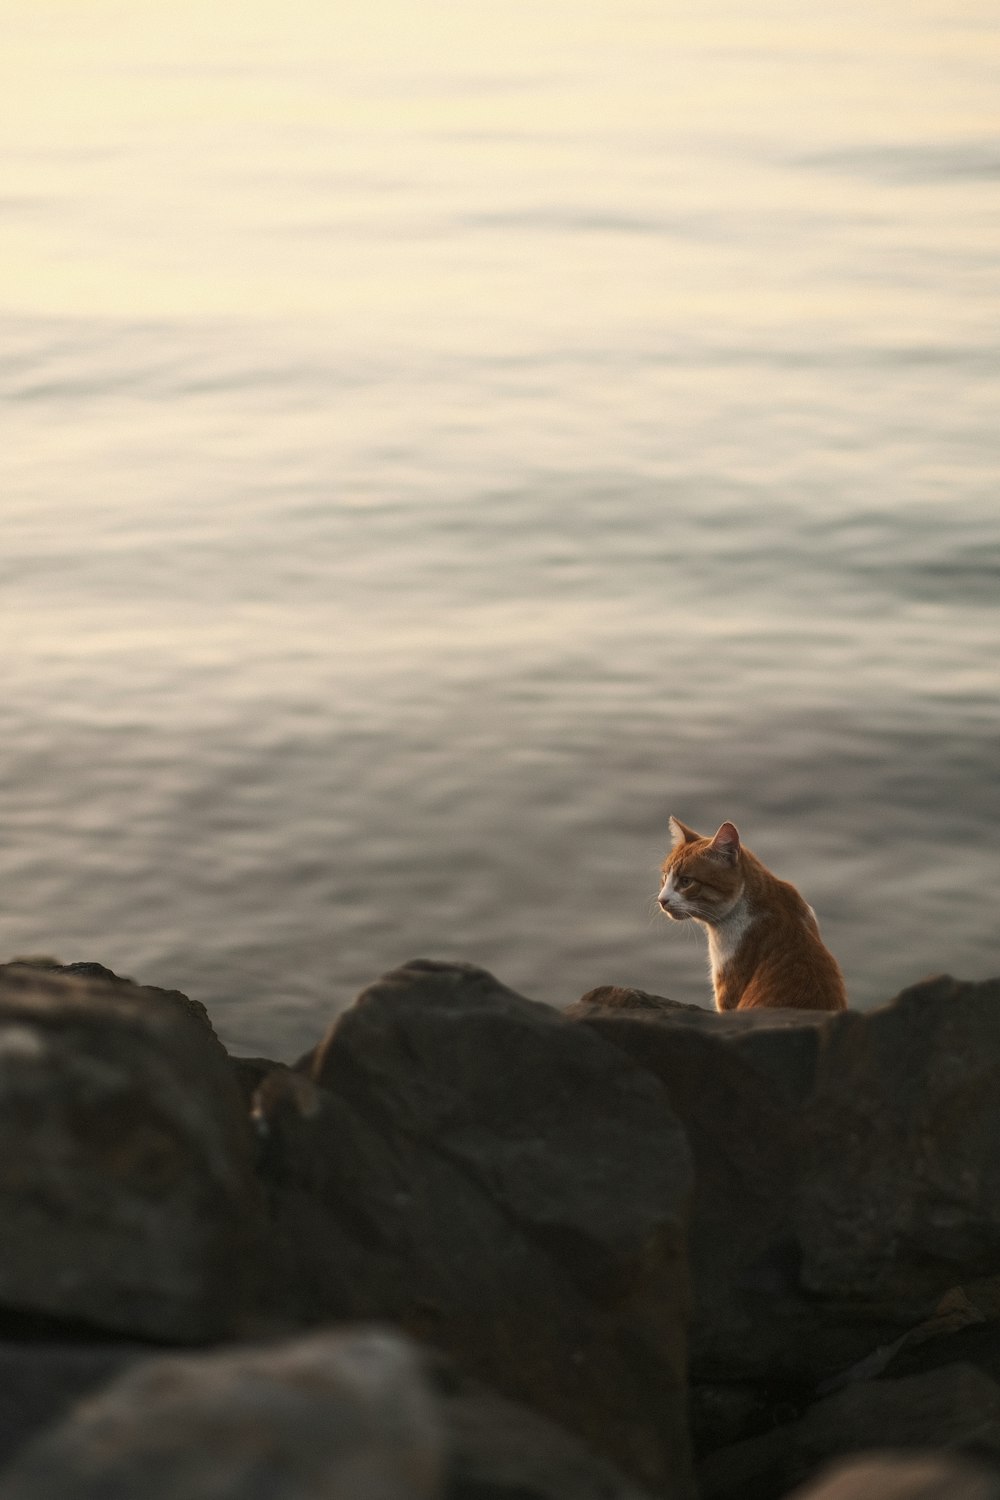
[0,1328,442,1500]
[259,958,695,1497]
[0,1339,142,1470]
[3,956,1000,1498]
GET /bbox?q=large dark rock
[796,977,1000,1306]
[0,963,264,1342]
[567,985,838,1385]
[698,1363,1000,1500]
[568,976,1000,1389]
[0,1328,443,1500]
[257,959,695,1498]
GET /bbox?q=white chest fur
[706,898,755,977]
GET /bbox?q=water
[3,1,999,1056]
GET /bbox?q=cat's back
[735,856,847,1011]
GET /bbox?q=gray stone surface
[568,985,841,1382]
[0,1328,442,1500]
[797,977,1000,1305]
[569,975,1000,1385]
[259,959,695,1498]
[0,962,263,1341]
[20,959,218,1036]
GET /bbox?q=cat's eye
[676,875,694,889]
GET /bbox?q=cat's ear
[669,816,700,849]
[707,822,741,864]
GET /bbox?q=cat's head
[657,818,745,925]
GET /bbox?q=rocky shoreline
[1,956,1000,1498]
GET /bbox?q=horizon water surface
[3,1,1000,1056]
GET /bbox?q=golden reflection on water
[3,0,997,330]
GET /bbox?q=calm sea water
[4,1,999,1055]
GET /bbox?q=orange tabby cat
[657,818,847,1011]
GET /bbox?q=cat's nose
[658,892,671,910]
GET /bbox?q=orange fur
[657,818,847,1011]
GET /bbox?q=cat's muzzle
[658,900,689,920]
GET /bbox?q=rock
[567,986,839,1385]
[0,1327,443,1500]
[229,1054,286,1111]
[688,1380,803,1459]
[784,1452,1000,1500]
[881,1313,1000,1385]
[568,976,1000,1389]
[13,959,218,1037]
[0,962,264,1342]
[0,1340,146,1469]
[698,1363,1000,1500]
[795,977,1000,1308]
[432,1362,656,1500]
[573,986,707,1018]
[0,1328,656,1500]
[816,1281,1000,1393]
[257,959,695,1498]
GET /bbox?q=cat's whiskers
[679,920,702,950]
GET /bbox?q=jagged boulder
[0,1328,443,1500]
[796,977,1000,1306]
[256,959,695,1498]
[0,962,263,1341]
[567,986,838,1384]
[568,976,1000,1389]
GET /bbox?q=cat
[657,817,847,1011]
